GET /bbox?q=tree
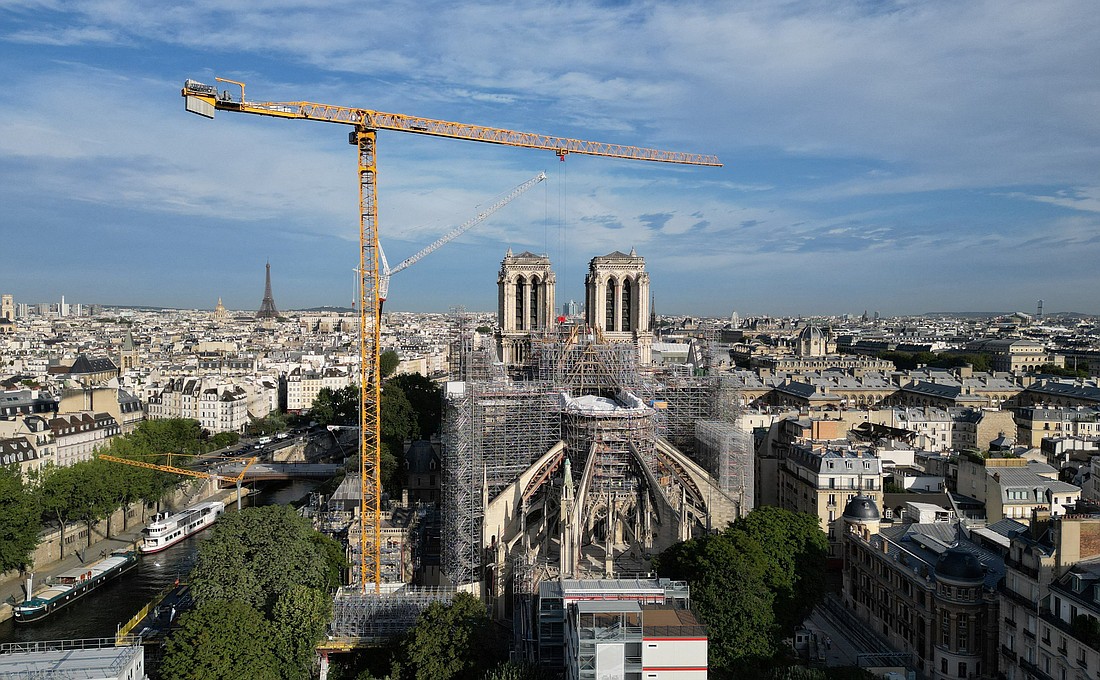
[189,505,344,614]
[380,350,400,379]
[727,508,829,635]
[654,529,777,673]
[398,592,502,680]
[387,373,442,439]
[381,385,419,493]
[0,466,40,573]
[161,600,281,680]
[272,585,334,679]
[483,662,557,680]
[312,386,359,428]
[653,507,829,676]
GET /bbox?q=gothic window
[605,279,616,330]
[621,278,632,331]
[515,278,525,330]
[530,277,539,330]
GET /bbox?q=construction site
[177,81,729,661]
[440,310,752,618]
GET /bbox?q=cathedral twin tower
[496,247,654,366]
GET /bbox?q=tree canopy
[189,505,344,612]
[395,592,503,680]
[387,373,442,439]
[172,505,346,679]
[0,465,40,572]
[160,600,281,680]
[380,350,400,379]
[653,507,829,676]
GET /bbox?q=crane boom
[182,76,719,593]
[184,80,721,166]
[379,171,547,301]
[99,453,258,485]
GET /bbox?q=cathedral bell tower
[496,248,556,367]
[584,248,653,365]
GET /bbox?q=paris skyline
[1,1,1098,316]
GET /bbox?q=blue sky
[1,1,1098,316]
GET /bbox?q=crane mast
[182,77,720,593]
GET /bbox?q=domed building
[841,505,1006,680]
[795,325,832,357]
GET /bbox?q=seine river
[0,479,322,644]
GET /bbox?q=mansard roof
[69,355,118,375]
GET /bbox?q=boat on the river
[13,550,138,623]
[141,500,225,554]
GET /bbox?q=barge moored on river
[14,550,139,623]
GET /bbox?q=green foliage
[654,529,777,671]
[653,507,829,675]
[1038,363,1090,378]
[189,505,345,613]
[160,600,281,680]
[1072,614,1100,648]
[250,410,288,436]
[483,661,557,680]
[380,350,400,379]
[730,507,829,634]
[382,385,419,448]
[312,386,359,428]
[209,431,240,450]
[387,373,443,439]
[874,350,993,372]
[180,505,346,679]
[127,418,206,455]
[272,585,334,678]
[767,666,826,680]
[397,592,502,680]
[0,466,40,572]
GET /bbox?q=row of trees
[0,419,238,574]
[159,505,347,679]
[873,350,994,371]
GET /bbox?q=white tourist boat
[140,500,225,554]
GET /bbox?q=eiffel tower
[257,262,280,319]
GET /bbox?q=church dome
[842,495,880,522]
[797,325,825,342]
[936,546,985,583]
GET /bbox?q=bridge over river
[215,462,343,483]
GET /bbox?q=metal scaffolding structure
[636,370,718,455]
[328,585,457,646]
[531,332,639,398]
[694,419,753,510]
[441,380,561,586]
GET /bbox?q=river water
[0,479,322,644]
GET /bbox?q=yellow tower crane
[181,77,721,593]
[99,453,258,510]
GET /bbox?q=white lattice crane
[378,171,546,306]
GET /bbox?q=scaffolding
[531,331,638,398]
[328,584,457,646]
[695,420,753,511]
[441,380,561,587]
[636,371,718,455]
